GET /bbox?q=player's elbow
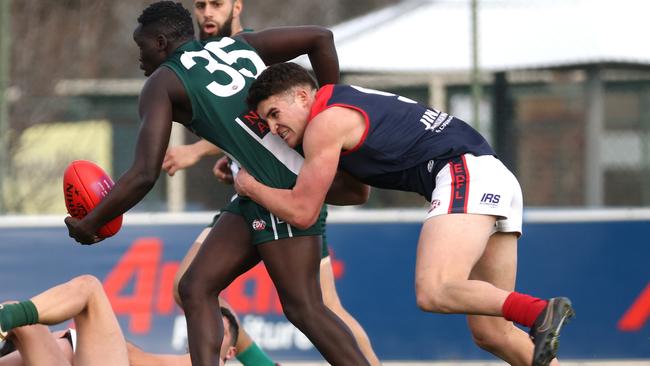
[349,185,370,205]
[127,168,158,193]
[291,217,315,230]
[317,27,334,42]
[290,208,319,230]
[137,171,158,191]
[306,26,334,51]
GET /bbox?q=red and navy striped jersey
[308,84,495,198]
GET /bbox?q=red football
[63,160,123,238]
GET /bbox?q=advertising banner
[0,212,649,360]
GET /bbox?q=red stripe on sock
[501,292,548,328]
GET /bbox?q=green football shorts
[210,196,329,257]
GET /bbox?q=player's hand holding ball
[63,160,123,245]
[64,216,101,245]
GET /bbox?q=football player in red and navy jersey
[236,62,575,366]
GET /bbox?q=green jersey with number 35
[162,37,303,189]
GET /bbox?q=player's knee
[415,286,452,313]
[281,298,323,327]
[281,300,307,324]
[172,289,182,308]
[177,272,204,309]
[281,305,302,325]
[172,273,183,307]
[72,274,103,296]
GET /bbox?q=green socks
[236,342,276,366]
[0,301,39,332]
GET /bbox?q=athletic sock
[236,342,276,366]
[0,301,39,332]
[501,292,548,328]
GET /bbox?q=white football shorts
[425,154,523,235]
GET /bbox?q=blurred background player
[64,2,372,365]
[0,275,238,366]
[163,1,381,365]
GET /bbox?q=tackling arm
[235,111,347,229]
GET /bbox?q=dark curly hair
[137,1,194,43]
[247,62,318,111]
[220,306,239,348]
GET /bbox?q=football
[63,160,123,238]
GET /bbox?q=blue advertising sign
[0,210,649,361]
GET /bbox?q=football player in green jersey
[165,1,281,365]
[64,2,370,366]
[162,1,381,365]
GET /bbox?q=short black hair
[220,306,239,348]
[137,1,194,42]
[247,62,318,111]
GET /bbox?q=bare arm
[237,26,339,85]
[65,69,179,244]
[235,108,355,229]
[163,139,222,176]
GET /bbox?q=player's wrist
[234,175,253,197]
[79,216,102,235]
[194,140,220,157]
[182,144,201,163]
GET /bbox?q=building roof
[326,0,650,73]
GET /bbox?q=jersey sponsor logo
[252,219,267,231]
[420,108,453,133]
[233,116,304,176]
[480,193,501,206]
[238,110,270,139]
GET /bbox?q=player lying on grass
[235,62,575,366]
[0,275,237,366]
